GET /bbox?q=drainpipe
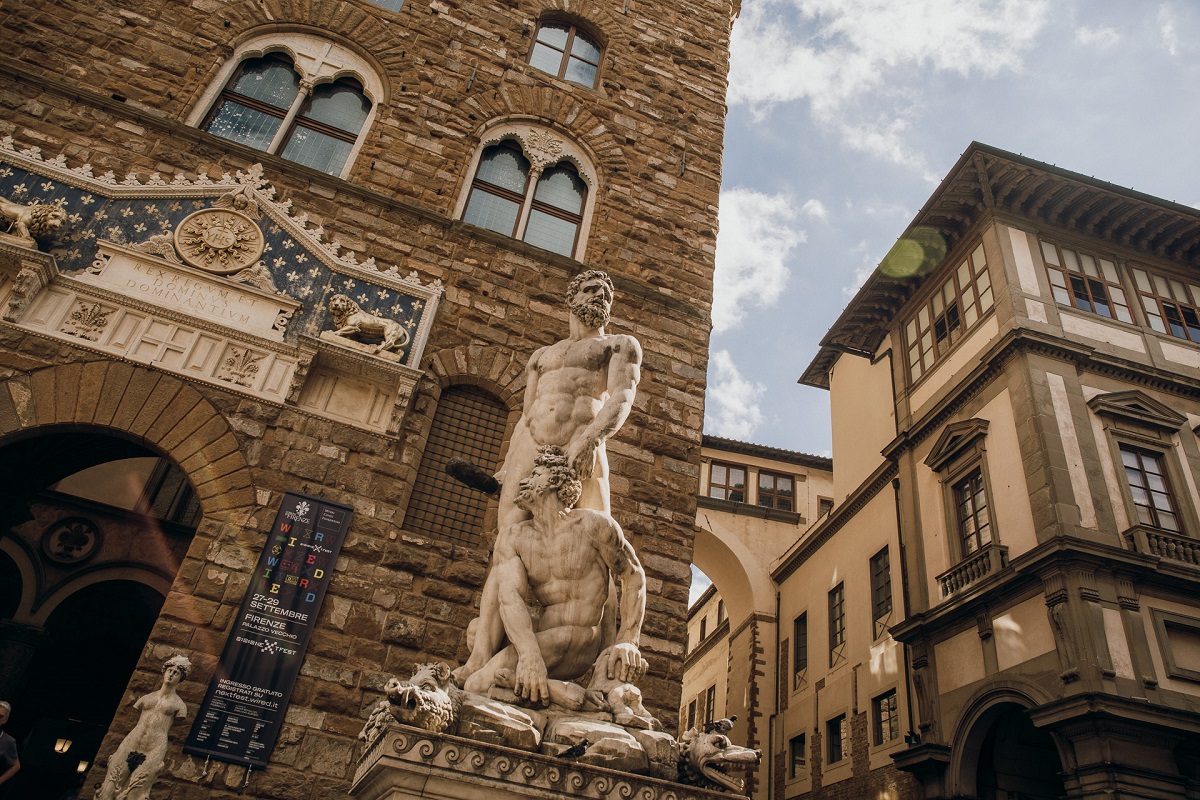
[893,476,918,739]
[767,588,780,800]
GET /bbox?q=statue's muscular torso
[511,510,618,633]
[524,333,638,447]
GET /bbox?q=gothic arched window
[190,33,384,178]
[457,125,598,260]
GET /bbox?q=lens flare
[879,226,947,279]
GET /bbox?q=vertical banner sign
[184,492,353,768]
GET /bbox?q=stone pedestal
[352,725,745,800]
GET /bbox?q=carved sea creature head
[566,269,613,328]
[678,724,762,794]
[384,662,460,734]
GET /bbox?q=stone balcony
[937,543,1009,598]
[1123,526,1200,568]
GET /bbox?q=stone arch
[948,680,1067,797]
[693,514,775,629]
[0,361,255,516]
[457,91,628,180]
[204,6,408,80]
[29,562,176,626]
[526,0,629,53]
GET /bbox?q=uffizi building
[683,144,1200,800]
[1,1,1199,800]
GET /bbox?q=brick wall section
[780,711,919,800]
[0,0,735,795]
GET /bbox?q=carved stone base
[353,725,745,800]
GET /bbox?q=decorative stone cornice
[771,459,897,583]
[1087,389,1187,432]
[353,725,740,800]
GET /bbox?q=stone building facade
[799,143,1200,800]
[0,0,735,796]
[680,144,1200,800]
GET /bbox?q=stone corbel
[0,242,58,323]
[286,339,321,405]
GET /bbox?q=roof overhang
[799,142,1200,389]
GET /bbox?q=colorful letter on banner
[184,492,352,767]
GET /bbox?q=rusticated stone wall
[0,0,733,795]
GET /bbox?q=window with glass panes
[872,689,900,745]
[528,22,602,88]
[793,613,808,676]
[462,140,587,257]
[708,462,746,503]
[827,715,847,763]
[756,470,794,510]
[202,54,371,177]
[870,547,892,622]
[904,244,995,383]
[953,468,992,555]
[1041,240,1132,323]
[1121,445,1180,532]
[789,734,806,779]
[704,685,716,725]
[828,583,845,663]
[1129,266,1200,343]
[686,700,696,730]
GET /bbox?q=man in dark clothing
[0,701,19,795]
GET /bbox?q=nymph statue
[98,654,191,800]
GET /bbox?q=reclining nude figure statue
[453,269,643,689]
[462,445,648,708]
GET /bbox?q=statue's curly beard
[570,297,610,329]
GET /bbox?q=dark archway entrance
[975,703,1066,800]
[0,429,199,797]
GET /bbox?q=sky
[703,0,1200,458]
[692,0,1200,604]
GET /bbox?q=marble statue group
[362,269,761,792]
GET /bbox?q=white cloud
[1076,26,1120,48]
[799,198,829,221]
[728,0,1050,170]
[705,349,766,440]
[714,187,804,333]
[1158,5,1179,55]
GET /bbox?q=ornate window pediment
[925,418,990,473]
[1087,390,1186,433]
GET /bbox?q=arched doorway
[961,702,1066,800]
[0,429,200,797]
